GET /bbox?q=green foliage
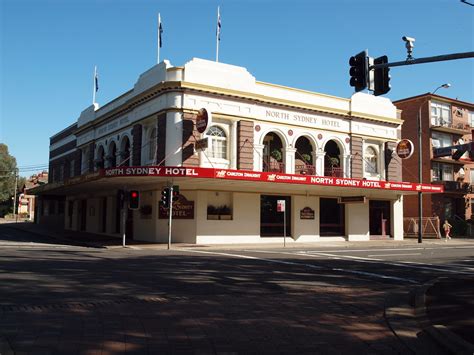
[0,144,18,202]
[271,149,282,162]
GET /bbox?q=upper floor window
[469,111,474,127]
[432,162,454,181]
[432,132,452,148]
[364,146,378,174]
[207,126,227,159]
[431,101,451,126]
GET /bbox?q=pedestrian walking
[443,220,452,241]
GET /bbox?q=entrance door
[369,200,391,237]
[320,198,345,236]
[260,195,291,237]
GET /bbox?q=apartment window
[432,162,454,181]
[469,111,474,127]
[207,126,227,159]
[431,132,452,148]
[431,101,451,126]
[364,146,378,174]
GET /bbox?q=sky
[1,0,473,177]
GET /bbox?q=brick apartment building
[394,94,474,223]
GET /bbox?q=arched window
[148,127,157,163]
[365,146,378,174]
[207,126,227,159]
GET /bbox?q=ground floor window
[320,198,345,236]
[260,195,291,237]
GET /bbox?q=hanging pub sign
[395,139,415,159]
[300,207,315,219]
[196,108,212,134]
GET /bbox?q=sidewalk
[2,222,474,354]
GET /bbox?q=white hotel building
[34,58,443,244]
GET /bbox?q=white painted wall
[133,190,158,242]
[196,192,260,244]
[392,196,404,240]
[292,195,320,242]
[86,198,100,233]
[345,202,370,241]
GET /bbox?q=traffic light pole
[168,185,173,250]
[369,51,474,70]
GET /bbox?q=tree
[0,144,18,202]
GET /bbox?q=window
[470,169,474,183]
[148,127,157,162]
[207,126,227,159]
[431,101,451,126]
[70,160,75,178]
[432,162,454,181]
[364,146,378,174]
[431,132,452,148]
[469,111,474,127]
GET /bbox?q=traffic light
[129,190,140,210]
[160,187,170,208]
[349,51,368,92]
[373,55,391,96]
[172,185,179,199]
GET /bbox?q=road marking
[186,249,419,284]
[368,253,421,257]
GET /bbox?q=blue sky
[1,0,473,176]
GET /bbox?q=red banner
[103,166,444,193]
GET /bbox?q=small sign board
[196,108,212,134]
[159,195,195,219]
[277,200,286,212]
[300,207,315,219]
[195,137,209,151]
[396,139,415,159]
[338,196,367,204]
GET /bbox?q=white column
[345,202,370,241]
[392,196,404,240]
[231,121,238,170]
[165,110,183,166]
[343,154,352,178]
[315,151,326,176]
[285,147,297,174]
[254,144,265,171]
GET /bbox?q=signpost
[277,199,286,247]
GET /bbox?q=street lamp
[418,83,451,243]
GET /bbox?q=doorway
[320,198,345,236]
[260,195,291,237]
[369,200,391,238]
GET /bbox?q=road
[0,224,473,354]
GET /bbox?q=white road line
[186,249,419,284]
[248,249,474,275]
[368,253,421,257]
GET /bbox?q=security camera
[402,36,415,60]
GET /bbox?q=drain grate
[0,296,189,313]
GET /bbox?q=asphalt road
[0,225,473,354]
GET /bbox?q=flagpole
[93,65,97,105]
[157,13,161,64]
[216,6,220,62]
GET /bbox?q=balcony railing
[324,167,343,177]
[295,164,315,175]
[431,118,470,132]
[432,181,472,193]
[263,161,285,173]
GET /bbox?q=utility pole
[13,169,18,222]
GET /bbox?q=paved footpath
[0,222,473,354]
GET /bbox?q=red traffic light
[131,191,138,198]
[129,190,140,210]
